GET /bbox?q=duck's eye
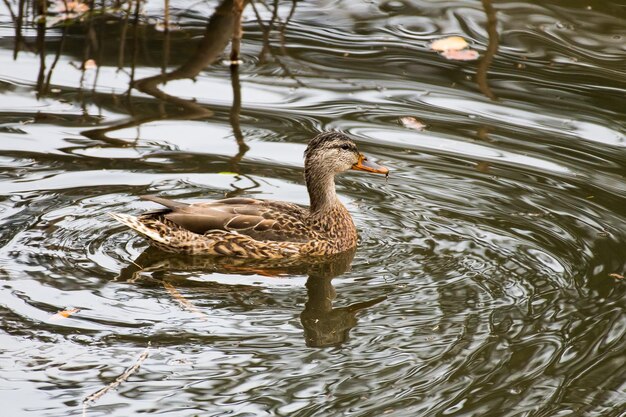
[340,144,351,151]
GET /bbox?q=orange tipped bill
[351,154,389,175]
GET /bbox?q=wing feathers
[141,195,189,210]
[141,196,312,243]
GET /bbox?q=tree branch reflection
[80,0,250,168]
[477,0,498,101]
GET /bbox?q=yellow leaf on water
[49,308,80,321]
[218,172,238,176]
[431,36,469,52]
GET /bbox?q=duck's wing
[140,195,313,243]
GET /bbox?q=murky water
[0,0,625,416]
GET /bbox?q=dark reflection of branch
[117,0,133,69]
[92,0,106,94]
[128,0,142,97]
[43,24,67,94]
[82,0,244,142]
[279,0,297,54]
[2,0,16,22]
[161,0,171,74]
[229,65,249,171]
[78,0,98,97]
[118,247,385,348]
[13,0,26,59]
[477,0,498,101]
[255,0,279,64]
[250,0,304,87]
[230,0,244,64]
[35,1,46,94]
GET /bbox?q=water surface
[0,1,625,416]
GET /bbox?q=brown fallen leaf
[49,308,80,321]
[431,36,468,52]
[476,161,491,173]
[400,116,427,131]
[609,273,624,280]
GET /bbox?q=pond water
[0,0,625,416]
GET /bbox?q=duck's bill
[351,154,389,175]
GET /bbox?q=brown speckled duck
[110,132,389,258]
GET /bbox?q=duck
[110,131,389,259]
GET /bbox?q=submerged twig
[163,281,208,320]
[82,342,151,416]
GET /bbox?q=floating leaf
[83,59,97,70]
[400,116,427,131]
[431,36,480,61]
[49,308,80,321]
[218,171,238,176]
[442,49,480,61]
[476,161,491,173]
[52,1,89,14]
[431,36,469,52]
[609,273,624,280]
[154,21,180,32]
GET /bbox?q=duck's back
[141,195,315,243]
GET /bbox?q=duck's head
[304,131,389,177]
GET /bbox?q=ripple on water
[0,0,625,416]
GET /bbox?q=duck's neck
[305,166,340,214]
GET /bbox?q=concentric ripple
[0,1,625,417]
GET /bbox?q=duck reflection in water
[118,247,385,348]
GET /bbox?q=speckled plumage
[110,132,388,258]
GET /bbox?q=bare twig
[82,343,151,416]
